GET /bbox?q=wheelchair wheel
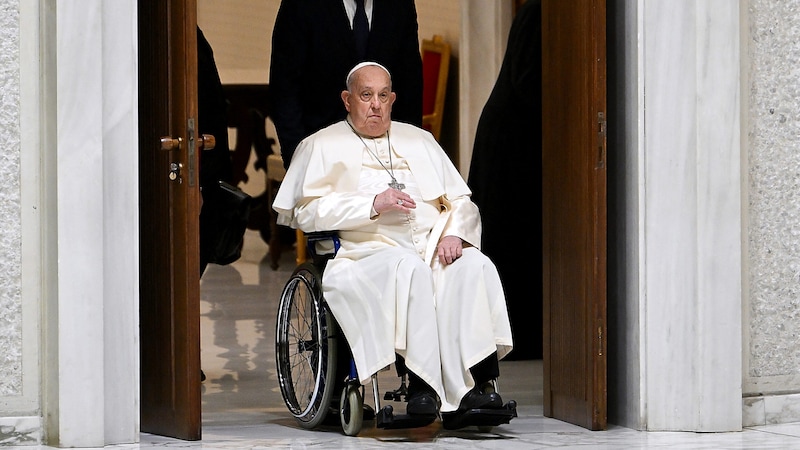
[276,262,339,429]
[339,383,364,436]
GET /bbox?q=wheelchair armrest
[304,231,341,266]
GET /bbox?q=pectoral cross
[389,178,405,191]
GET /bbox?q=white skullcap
[345,61,392,87]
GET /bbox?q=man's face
[342,65,396,137]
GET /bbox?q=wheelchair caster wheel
[340,384,364,436]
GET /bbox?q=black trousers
[406,352,500,396]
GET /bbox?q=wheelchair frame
[275,232,516,436]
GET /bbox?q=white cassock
[273,120,513,412]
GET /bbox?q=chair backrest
[421,34,450,141]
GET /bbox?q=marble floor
[31,230,800,449]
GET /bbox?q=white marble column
[639,0,742,431]
[43,0,140,446]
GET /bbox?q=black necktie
[353,0,369,60]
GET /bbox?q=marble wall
[740,1,800,426]
[0,0,41,445]
[744,0,800,397]
[0,0,22,399]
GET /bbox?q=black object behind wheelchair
[275,231,517,435]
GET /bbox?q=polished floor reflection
[34,230,800,449]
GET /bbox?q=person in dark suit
[198,26,235,277]
[269,0,423,170]
[467,0,542,360]
[197,26,237,383]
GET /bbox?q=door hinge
[598,325,603,356]
[597,112,606,169]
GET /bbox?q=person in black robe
[467,0,542,360]
[197,27,235,276]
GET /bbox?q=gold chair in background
[421,34,451,141]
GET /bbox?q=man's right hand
[373,188,416,215]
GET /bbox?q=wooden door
[541,0,608,430]
[138,0,203,440]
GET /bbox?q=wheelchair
[275,232,517,436]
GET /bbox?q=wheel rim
[275,264,337,427]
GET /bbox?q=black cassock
[197,27,235,275]
[467,0,541,360]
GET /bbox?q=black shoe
[406,391,438,416]
[457,385,503,411]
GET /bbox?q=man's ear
[389,92,397,106]
[341,90,351,111]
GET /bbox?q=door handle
[160,136,182,151]
[160,134,215,152]
[200,134,215,151]
[159,132,214,183]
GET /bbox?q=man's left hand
[437,235,463,265]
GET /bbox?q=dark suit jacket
[270,0,423,169]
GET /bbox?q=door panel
[138,0,202,440]
[541,0,608,430]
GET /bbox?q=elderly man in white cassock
[272,61,514,427]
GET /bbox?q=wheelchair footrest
[375,405,437,429]
[441,400,518,430]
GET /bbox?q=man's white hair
[345,61,392,89]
